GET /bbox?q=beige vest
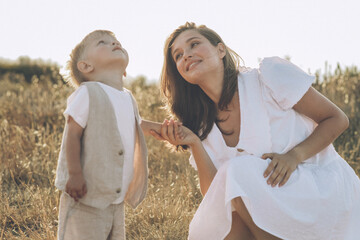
[55,82,148,209]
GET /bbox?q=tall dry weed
[0,65,359,239]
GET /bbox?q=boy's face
[83,33,129,72]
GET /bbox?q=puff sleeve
[64,85,89,128]
[259,56,315,110]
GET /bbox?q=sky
[0,0,359,82]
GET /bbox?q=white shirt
[64,82,140,204]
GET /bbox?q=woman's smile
[186,60,202,71]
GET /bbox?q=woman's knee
[231,197,249,217]
[232,198,281,240]
[225,211,254,240]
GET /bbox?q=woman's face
[171,30,225,85]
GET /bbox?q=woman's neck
[198,68,224,104]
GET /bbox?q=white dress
[188,57,360,240]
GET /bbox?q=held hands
[150,119,199,147]
[65,172,87,202]
[262,151,301,187]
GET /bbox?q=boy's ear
[123,71,127,77]
[217,43,226,59]
[77,61,94,74]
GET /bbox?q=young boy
[55,30,164,240]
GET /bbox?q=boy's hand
[150,119,199,147]
[65,173,87,202]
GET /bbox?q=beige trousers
[57,192,125,240]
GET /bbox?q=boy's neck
[88,70,125,91]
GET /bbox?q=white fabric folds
[188,57,360,240]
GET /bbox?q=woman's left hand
[261,151,301,187]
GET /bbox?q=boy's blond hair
[66,30,115,87]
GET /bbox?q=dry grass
[0,65,359,239]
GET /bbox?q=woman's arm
[263,87,349,187]
[291,87,349,161]
[189,138,217,195]
[151,119,217,195]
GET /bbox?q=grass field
[0,64,359,239]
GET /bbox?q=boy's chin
[102,59,128,70]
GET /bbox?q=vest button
[118,150,124,156]
[237,148,244,152]
[116,188,121,193]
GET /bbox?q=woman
[151,22,360,239]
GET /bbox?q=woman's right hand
[150,119,199,147]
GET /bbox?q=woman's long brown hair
[161,22,242,150]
